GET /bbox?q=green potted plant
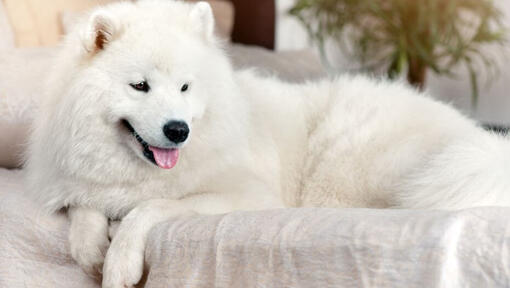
[290,0,506,105]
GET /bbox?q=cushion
[4,0,119,47]
[0,48,56,168]
[4,0,234,47]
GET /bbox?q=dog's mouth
[121,120,179,169]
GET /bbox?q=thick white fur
[24,0,510,287]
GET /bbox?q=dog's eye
[181,83,190,93]
[130,81,150,93]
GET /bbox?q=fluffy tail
[397,132,510,209]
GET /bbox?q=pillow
[4,0,120,47]
[5,0,234,47]
[0,48,56,168]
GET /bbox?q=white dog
[25,0,510,287]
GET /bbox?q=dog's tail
[397,131,510,209]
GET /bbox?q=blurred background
[277,0,510,127]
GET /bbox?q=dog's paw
[70,228,110,279]
[102,231,145,288]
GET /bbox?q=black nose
[163,121,189,144]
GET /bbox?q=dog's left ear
[82,11,120,53]
[190,2,215,42]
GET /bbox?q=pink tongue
[148,146,179,169]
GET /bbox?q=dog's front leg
[101,197,212,288]
[102,186,282,288]
[68,206,110,279]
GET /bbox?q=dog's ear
[82,11,119,53]
[190,2,215,42]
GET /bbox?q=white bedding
[1,168,510,287]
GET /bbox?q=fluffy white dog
[25,0,510,287]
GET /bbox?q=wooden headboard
[228,0,275,50]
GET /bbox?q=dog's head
[66,0,230,170]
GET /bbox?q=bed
[1,0,510,287]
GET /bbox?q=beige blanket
[2,168,510,287]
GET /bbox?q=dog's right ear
[82,11,119,53]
